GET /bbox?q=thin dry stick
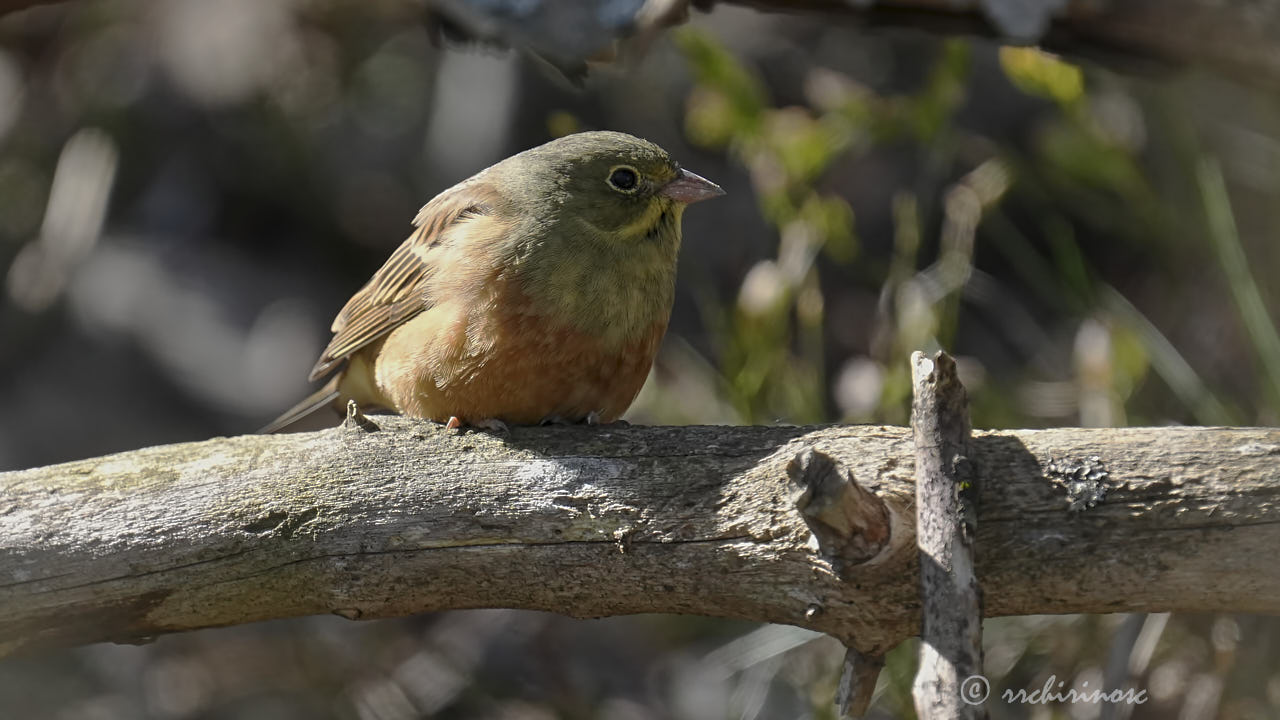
[910,351,985,719]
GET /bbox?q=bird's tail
[259,376,342,434]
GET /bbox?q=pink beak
[660,168,725,204]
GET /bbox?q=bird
[263,130,724,433]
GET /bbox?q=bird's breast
[372,273,668,424]
[517,218,681,349]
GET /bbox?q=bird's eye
[608,166,639,192]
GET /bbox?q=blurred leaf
[801,193,857,264]
[1111,320,1151,398]
[545,110,582,138]
[999,46,1085,106]
[676,28,768,143]
[907,39,970,142]
[685,86,739,148]
[1038,120,1146,198]
[763,108,845,183]
[1044,215,1091,305]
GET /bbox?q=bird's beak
[660,168,725,204]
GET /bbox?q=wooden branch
[2,420,1279,661]
[4,1,1280,88]
[788,448,895,717]
[838,646,885,719]
[910,352,984,719]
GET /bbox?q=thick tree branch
[2,420,1278,659]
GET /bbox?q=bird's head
[484,131,723,345]
[500,130,724,240]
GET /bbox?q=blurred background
[2,0,1279,718]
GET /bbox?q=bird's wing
[309,182,499,381]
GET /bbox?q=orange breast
[366,277,667,425]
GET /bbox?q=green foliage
[679,31,979,424]
[675,29,1278,430]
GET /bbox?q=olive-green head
[484,131,724,345]
[493,130,724,237]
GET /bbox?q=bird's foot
[473,417,510,434]
[443,416,509,434]
[539,411,625,427]
[585,411,632,428]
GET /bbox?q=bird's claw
[442,416,508,434]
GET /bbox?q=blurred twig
[7,0,1280,93]
[1100,612,1169,720]
[1197,157,1280,411]
[1100,286,1235,425]
[6,129,117,313]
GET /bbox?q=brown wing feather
[309,182,497,381]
